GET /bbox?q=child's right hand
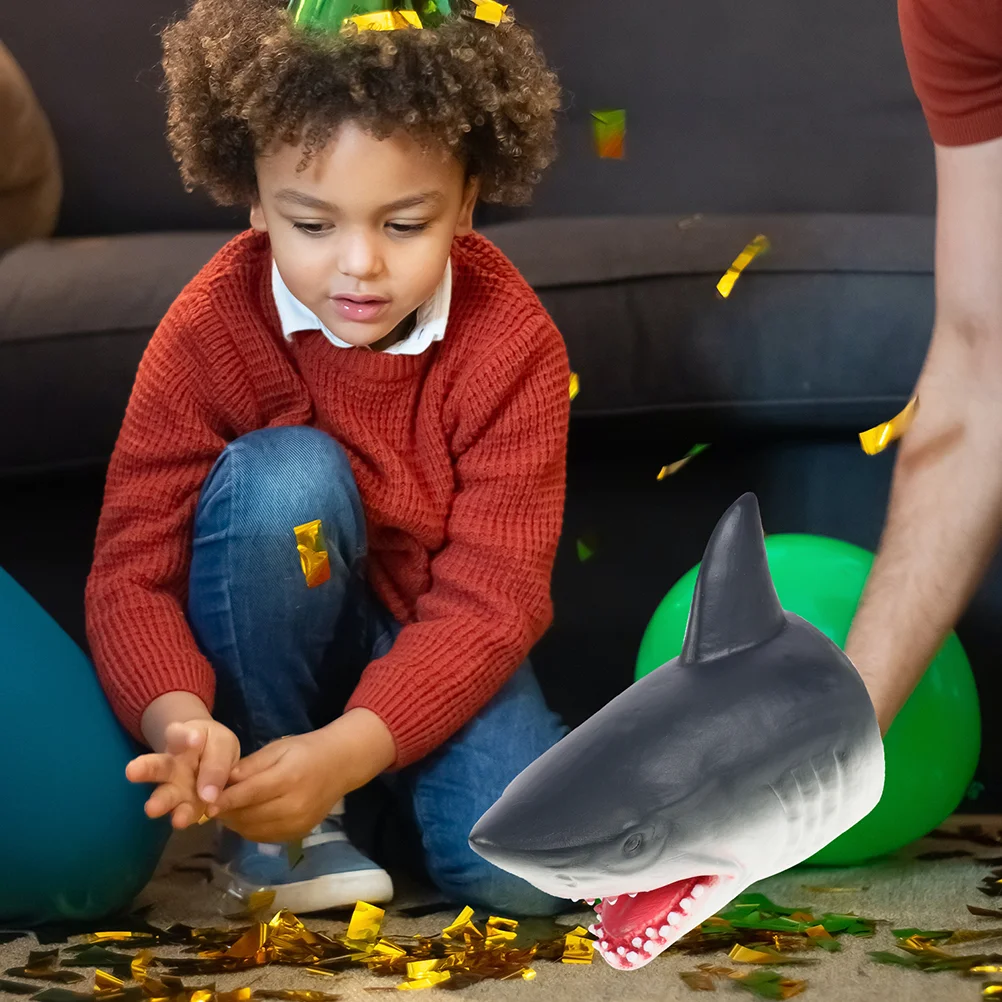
[125,719,241,829]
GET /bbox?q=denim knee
[426,854,572,918]
[198,426,365,562]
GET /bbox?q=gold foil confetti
[218,991,254,1002]
[681,969,718,990]
[441,905,478,941]
[471,0,508,24]
[658,443,711,480]
[560,932,594,964]
[716,235,770,298]
[859,396,919,455]
[347,901,385,948]
[591,110,626,159]
[287,840,305,869]
[568,371,580,400]
[398,970,451,989]
[346,9,422,30]
[294,519,331,588]
[93,969,125,990]
[197,813,212,825]
[10,892,885,997]
[728,944,797,965]
[252,993,342,1001]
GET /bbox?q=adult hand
[209,708,396,844]
[125,718,241,829]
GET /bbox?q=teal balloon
[635,534,981,866]
[0,567,170,923]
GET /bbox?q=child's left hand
[208,708,396,843]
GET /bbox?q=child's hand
[208,709,396,843]
[207,729,343,843]
[126,719,241,829]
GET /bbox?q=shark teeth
[590,878,720,971]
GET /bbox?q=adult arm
[846,136,1002,731]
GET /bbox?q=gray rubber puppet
[468,492,885,971]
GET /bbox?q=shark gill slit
[832,746,845,823]
[789,767,807,857]
[807,756,824,847]
[767,780,795,862]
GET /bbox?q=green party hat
[288,0,457,31]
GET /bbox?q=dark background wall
[0,0,936,235]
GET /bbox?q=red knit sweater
[899,0,1002,145]
[85,229,569,770]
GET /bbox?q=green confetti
[731,969,807,1000]
[0,979,37,995]
[575,531,599,563]
[868,951,921,969]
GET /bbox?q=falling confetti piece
[859,395,919,455]
[568,372,579,400]
[658,443,711,480]
[575,530,598,563]
[591,110,625,159]
[716,235,770,298]
[294,519,331,588]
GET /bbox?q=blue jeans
[186,427,573,917]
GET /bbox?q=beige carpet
[5,816,1002,1002]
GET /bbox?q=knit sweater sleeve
[345,311,570,769]
[899,0,1002,146]
[85,294,246,743]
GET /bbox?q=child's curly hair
[161,0,561,206]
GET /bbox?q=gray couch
[2,1,998,811]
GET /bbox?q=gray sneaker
[212,815,394,913]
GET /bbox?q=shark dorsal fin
[679,492,785,665]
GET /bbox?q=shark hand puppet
[468,492,884,972]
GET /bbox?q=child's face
[251,122,478,350]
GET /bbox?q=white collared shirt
[271,258,452,355]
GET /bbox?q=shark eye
[624,832,644,855]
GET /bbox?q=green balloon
[635,534,981,866]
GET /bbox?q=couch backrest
[0,1,935,236]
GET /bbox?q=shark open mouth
[585,874,720,970]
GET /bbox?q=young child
[85,0,573,917]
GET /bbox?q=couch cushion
[0,214,934,475]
